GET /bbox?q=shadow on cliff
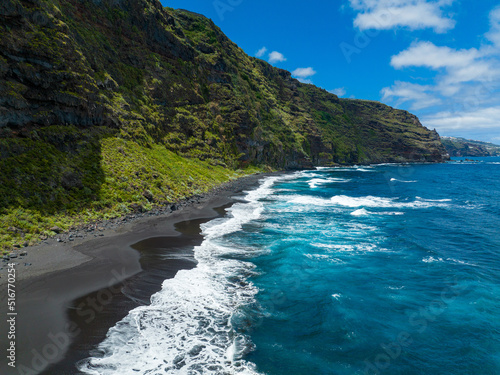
[0,125,112,219]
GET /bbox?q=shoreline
[0,172,280,375]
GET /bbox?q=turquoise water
[243,158,500,375]
[80,158,500,375]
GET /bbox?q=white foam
[289,194,450,209]
[390,178,418,183]
[308,177,351,189]
[312,243,380,254]
[447,258,477,266]
[304,253,345,265]
[374,163,405,167]
[346,223,378,232]
[299,171,322,178]
[356,168,374,172]
[415,196,452,202]
[327,165,372,172]
[332,293,342,300]
[77,176,288,375]
[422,256,444,263]
[332,166,374,172]
[305,253,333,260]
[333,195,395,207]
[351,208,405,216]
[312,243,355,252]
[422,256,477,266]
[289,196,332,206]
[315,166,336,171]
[351,208,369,216]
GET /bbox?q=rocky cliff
[442,137,500,157]
[0,0,449,249]
[0,0,447,166]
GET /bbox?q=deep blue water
[80,158,500,375]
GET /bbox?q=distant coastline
[442,136,500,157]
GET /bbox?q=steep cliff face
[0,0,449,249]
[0,0,448,168]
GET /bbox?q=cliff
[0,0,449,250]
[442,137,500,157]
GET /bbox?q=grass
[0,126,261,251]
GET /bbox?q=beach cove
[0,173,276,375]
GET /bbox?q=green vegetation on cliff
[0,125,256,249]
[442,137,500,157]
[0,0,448,250]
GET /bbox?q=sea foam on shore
[77,176,285,375]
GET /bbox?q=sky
[160,0,500,144]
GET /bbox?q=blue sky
[161,0,500,144]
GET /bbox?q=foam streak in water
[308,177,351,189]
[390,178,418,183]
[290,195,451,209]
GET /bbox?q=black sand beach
[0,173,275,375]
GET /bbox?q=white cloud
[381,81,441,110]
[390,41,500,91]
[486,7,500,46]
[382,6,500,140]
[423,106,500,131]
[391,41,479,70]
[256,47,267,58]
[329,87,347,97]
[268,51,286,64]
[349,0,455,33]
[292,67,317,79]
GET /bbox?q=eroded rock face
[0,0,448,168]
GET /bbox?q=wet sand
[0,173,274,375]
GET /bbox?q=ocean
[78,157,500,375]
